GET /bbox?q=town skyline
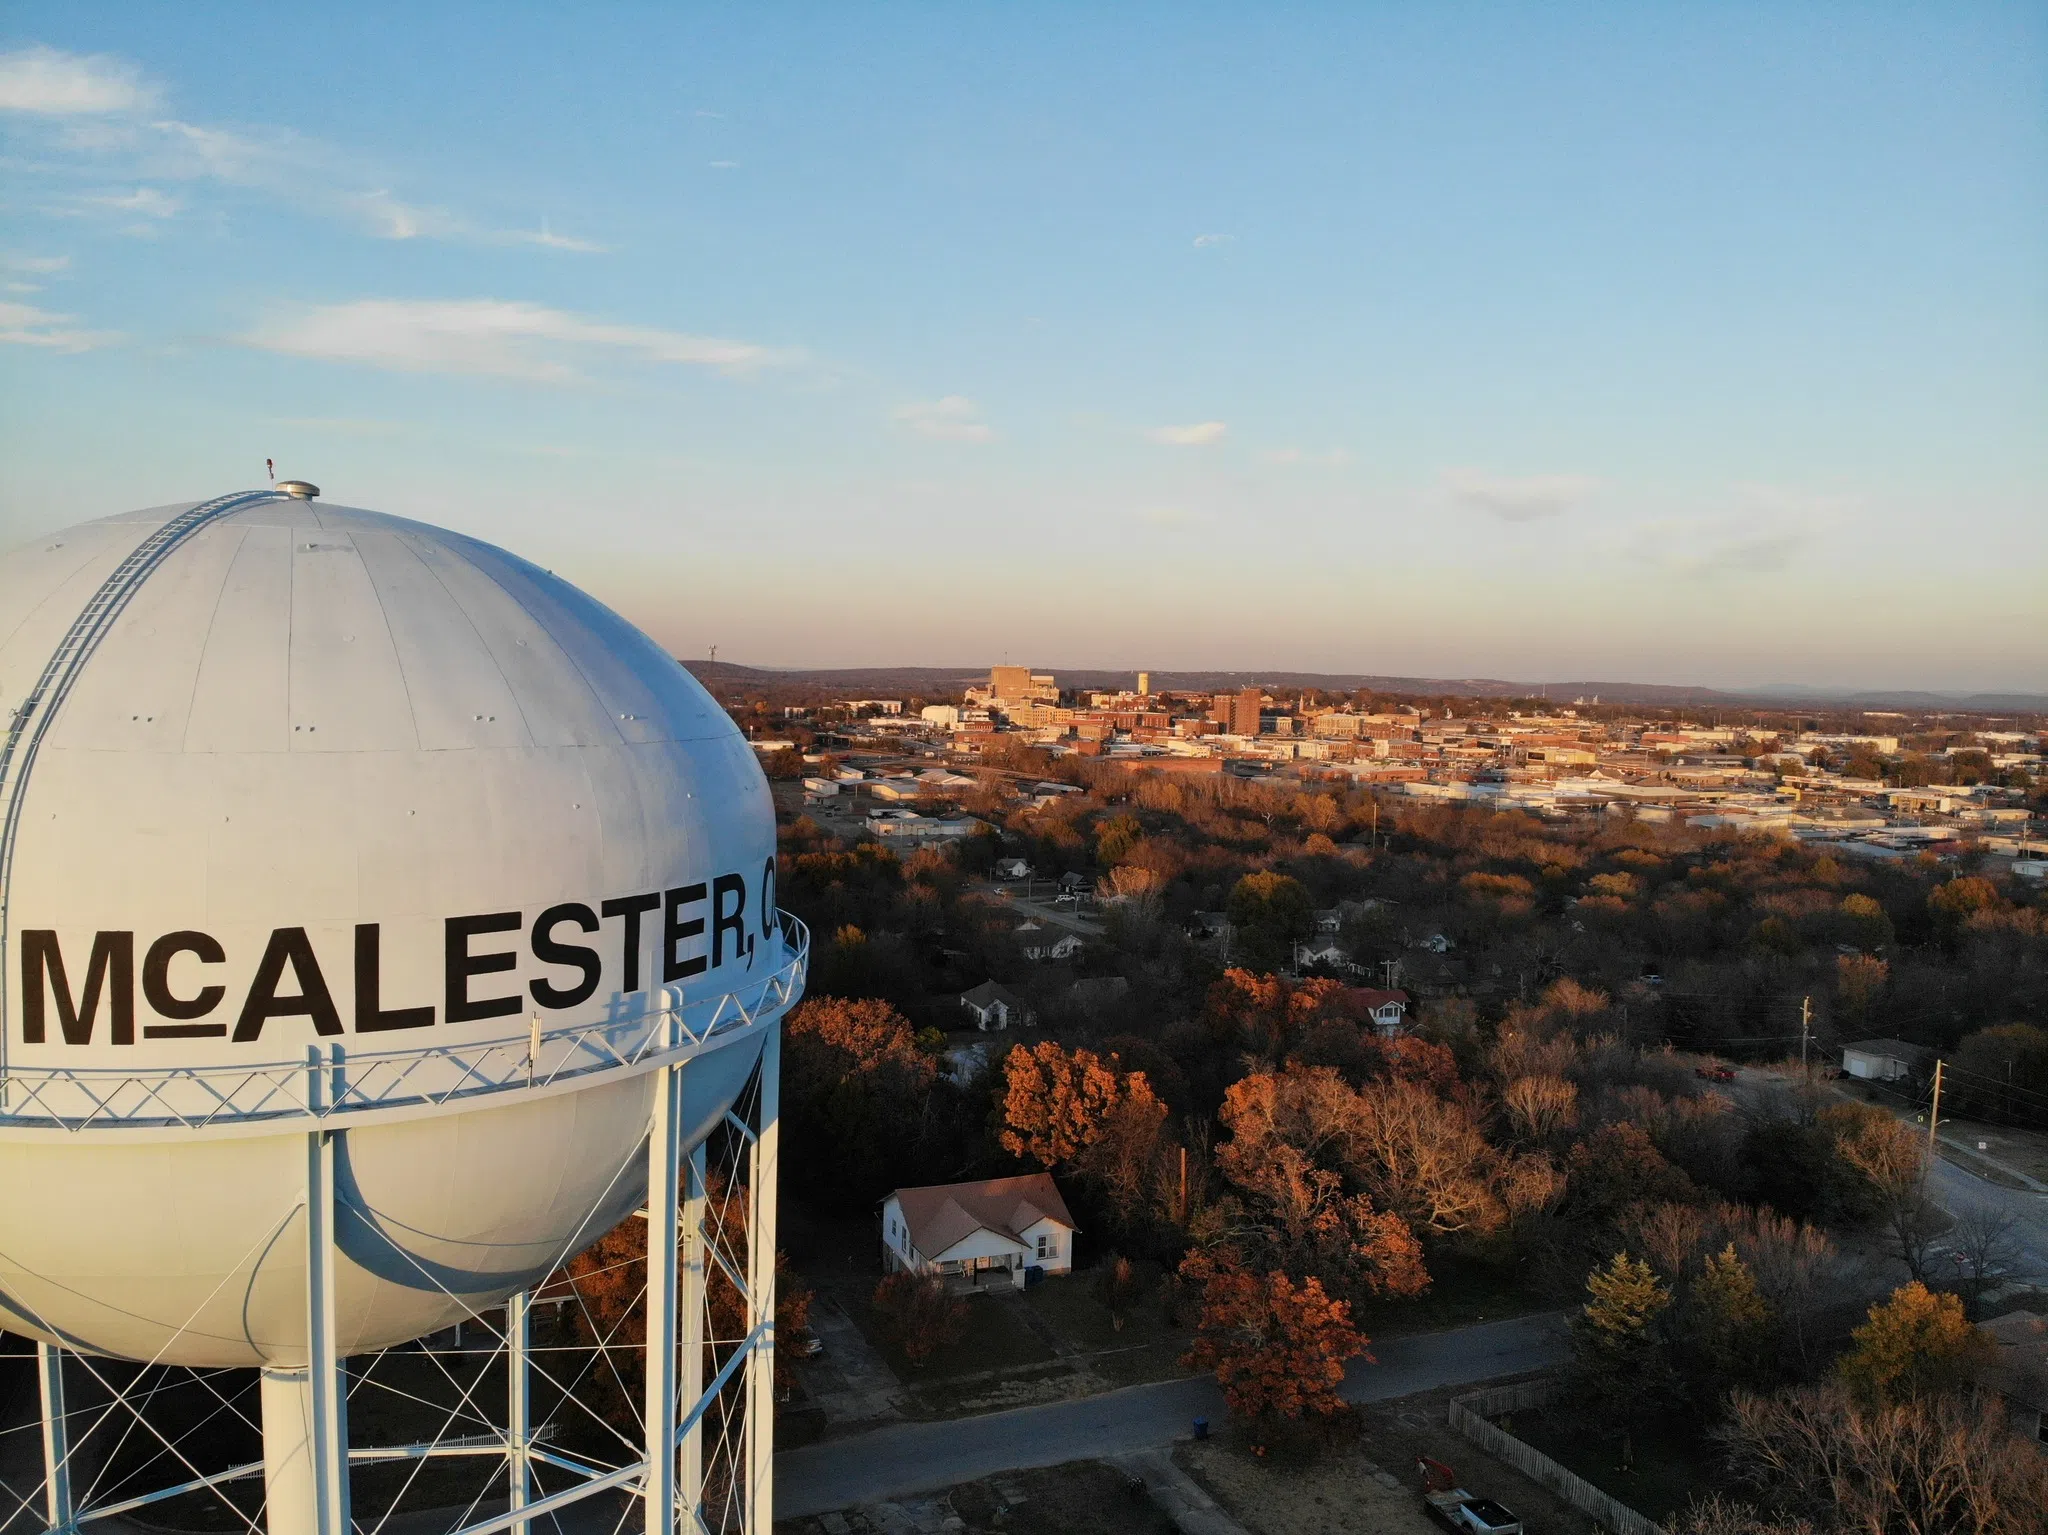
[2,4,2043,694]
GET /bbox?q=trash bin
[1193,1417,1210,1441]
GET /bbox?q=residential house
[881,1173,1078,1291]
[1295,938,1350,971]
[995,857,1033,881]
[959,981,1035,1031]
[1068,976,1130,1016]
[1353,987,1411,1037]
[1975,1311,2048,1448]
[1014,922,1081,961]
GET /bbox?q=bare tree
[1501,1074,1579,1143]
[1947,1206,2022,1319]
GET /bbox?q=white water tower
[0,488,804,1535]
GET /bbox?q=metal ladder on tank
[0,489,282,1102]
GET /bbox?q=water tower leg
[643,1042,684,1535]
[679,1144,706,1513]
[507,1291,531,1535]
[38,1342,74,1533]
[743,1027,780,1535]
[265,1112,350,1535]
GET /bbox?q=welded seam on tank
[0,489,285,1072]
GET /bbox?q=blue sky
[2,3,2043,691]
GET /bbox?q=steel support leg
[743,1027,780,1535]
[267,1049,350,1535]
[643,1030,684,1535]
[38,1342,73,1533]
[507,1291,531,1535]
[679,1144,706,1517]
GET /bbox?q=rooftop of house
[959,980,1028,1012]
[1978,1310,2048,1414]
[888,1172,1078,1259]
[1352,987,1411,1011]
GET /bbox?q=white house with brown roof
[880,1173,1077,1290]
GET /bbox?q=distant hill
[679,661,2045,715]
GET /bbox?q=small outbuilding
[1841,1039,1933,1082]
[881,1173,1077,1291]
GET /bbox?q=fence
[1446,1378,1666,1535]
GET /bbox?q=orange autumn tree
[1001,1040,1163,1168]
[1179,1249,1367,1421]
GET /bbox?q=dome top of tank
[0,495,735,757]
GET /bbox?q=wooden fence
[1446,1379,1666,1535]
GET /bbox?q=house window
[1036,1234,1055,1260]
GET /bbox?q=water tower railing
[0,914,807,1132]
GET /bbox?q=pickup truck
[1416,1457,1525,1535]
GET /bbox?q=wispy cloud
[244,298,801,384]
[1631,520,1812,578]
[0,45,158,115]
[80,186,179,217]
[1192,233,1231,248]
[894,396,995,442]
[0,300,118,350]
[6,48,605,252]
[2,253,69,274]
[1147,421,1227,446]
[1442,468,1596,522]
[708,160,739,170]
[1263,446,1350,467]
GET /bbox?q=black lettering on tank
[663,883,707,983]
[233,928,343,1041]
[444,912,523,1023]
[142,930,227,1039]
[21,930,134,1046]
[530,903,602,1009]
[355,924,435,1032]
[600,892,660,993]
[712,872,747,968]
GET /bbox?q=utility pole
[1178,1145,1188,1226]
[1928,1059,1945,1155]
[1800,996,1811,1074]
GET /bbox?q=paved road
[775,1311,1567,1518]
[1927,1152,2048,1284]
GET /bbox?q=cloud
[1192,233,1231,247]
[0,45,158,115]
[80,186,179,217]
[708,160,739,170]
[1146,421,1228,446]
[1442,468,1595,522]
[6,66,605,252]
[694,109,725,118]
[1263,446,1350,467]
[894,396,994,442]
[243,298,801,384]
[1632,521,1813,578]
[0,300,118,350]
[512,224,607,254]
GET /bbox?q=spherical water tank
[0,492,800,1368]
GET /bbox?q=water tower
[0,488,806,1535]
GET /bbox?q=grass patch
[1023,1265,1194,1387]
[849,1289,1057,1382]
[1505,1407,1714,1521]
[1354,1254,1552,1339]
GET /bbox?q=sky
[1,3,2043,693]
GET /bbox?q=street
[774,1311,1567,1518]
